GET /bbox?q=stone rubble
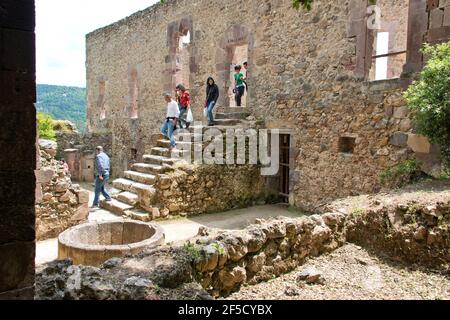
[35,139,89,241]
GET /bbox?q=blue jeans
[207,101,216,124]
[160,119,176,148]
[93,175,111,206]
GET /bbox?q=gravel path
[227,244,450,300]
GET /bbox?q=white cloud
[36,0,159,87]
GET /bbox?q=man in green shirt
[234,65,245,107]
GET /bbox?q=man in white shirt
[160,92,180,152]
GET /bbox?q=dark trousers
[178,105,189,129]
[93,174,111,206]
[235,86,245,107]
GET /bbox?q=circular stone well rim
[58,219,165,252]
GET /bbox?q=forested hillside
[36,84,87,132]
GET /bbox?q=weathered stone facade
[86,0,447,211]
[35,140,90,241]
[0,0,36,299]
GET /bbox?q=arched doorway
[164,17,196,93]
[216,25,254,108]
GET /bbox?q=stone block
[415,144,442,178]
[0,29,35,72]
[0,110,36,169]
[77,190,90,204]
[430,8,444,29]
[71,203,89,221]
[407,134,431,153]
[0,0,35,31]
[0,70,36,105]
[0,241,35,292]
[35,183,43,204]
[427,26,450,42]
[0,206,35,244]
[390,132,408,147]
[35,169,54,184]
[443,6,450,26]
[0,172,35,206]
[439,0,450,8]
[399,118,412,132]
[393,106,409,119]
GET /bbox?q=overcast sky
[36,0,159,88]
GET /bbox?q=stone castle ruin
[85,0,446,218]
[1,0,449,299]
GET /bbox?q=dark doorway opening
[279,134,290,203]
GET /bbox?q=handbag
[203,107,208,118]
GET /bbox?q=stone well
[58,220,165,266]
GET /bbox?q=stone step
[132,163,166,175]
[100,199,133,216]
[188,125,250,134]
[151,147,188,158]
[143,155,181,166]
[112,178,153,194]
[216,107,248,114]
[124,170,156,185]
[214,118,242,126]
[123,209,151,222]
[215,112,251,120]
[112,178,135,193]
[114,191,139,206]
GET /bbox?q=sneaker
[208,123,215,126]
[105,198,112,202]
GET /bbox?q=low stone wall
[144,163,269,217]
[35,141,90,241]
[346,202,450,268]
[56,131,112,160]
[36,192,450,299]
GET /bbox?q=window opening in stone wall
[229,44,248,108]
[279,134,291,203]
[174,30,191,91]
[368,0,408,81]
[374,32,389,80]
[130,148,138,162]
[338,137,356,154]
[130,69,139,119]
[98,80,107,120]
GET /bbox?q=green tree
[404,41,450,170]
[37,112,56,141]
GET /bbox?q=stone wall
[35,141,89,241]
[149,163,268,218]
[0,0,36,300]
[85,0,444,211]
[56,131,112,181]
[35,190,450,299]
[427,0,450,44]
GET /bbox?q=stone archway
[163,16,197,93]
[215,25,254,108]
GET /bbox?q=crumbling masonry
[86,0,449,213]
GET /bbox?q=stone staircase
[99,107,253,221]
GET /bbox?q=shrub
[404,42,450,170]
[380,159,424,188]
[37,112,56,141]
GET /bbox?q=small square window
[338,137,356,154]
